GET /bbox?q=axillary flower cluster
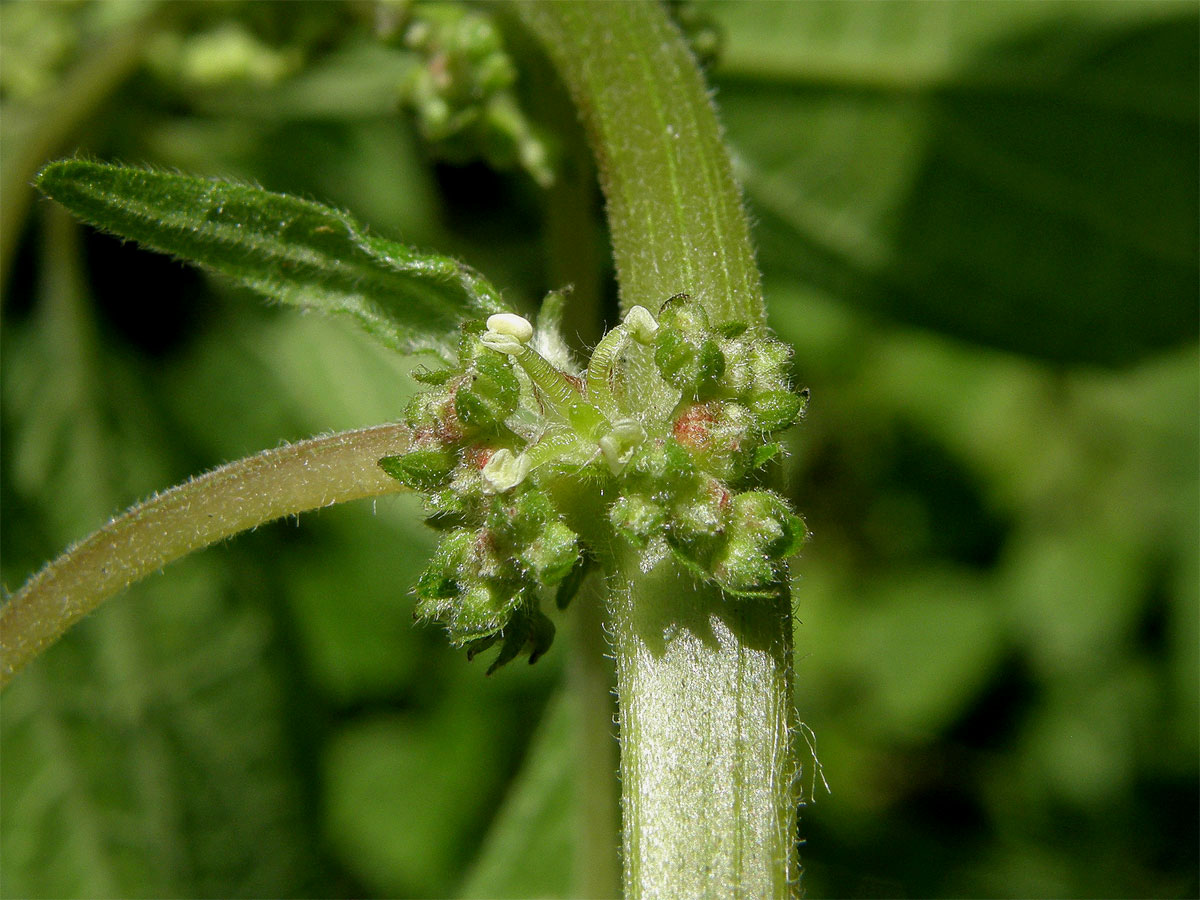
[380,293,808,671]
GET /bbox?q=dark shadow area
[730,11,1199,368]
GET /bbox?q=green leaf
[1,211,332,897]
[34,159,507,360]
[713,1,1199,366]
[459,690,577,899]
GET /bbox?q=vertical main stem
[515,4,799,896]
[515,1,765,329]
[608,554,798,899]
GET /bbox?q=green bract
[381,294,809,671]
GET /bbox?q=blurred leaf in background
[1,1,1196,899]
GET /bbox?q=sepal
[378,449,456,491]
[555,554,592,610]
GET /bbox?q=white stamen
[485,313,534,343]
[481,332,524,355]
[624,306,658,343]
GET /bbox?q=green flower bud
[450,579,521,638]
[671,401,754,481]
[719,334,756,396]
[609,493,666,546]
[399,5,552,187]
[712,538,776,597]
[455,389,501,430]
[502,489,556,541]
[453,349,519,432]
[404,380,463,445]
[747,389,804,433]
[749,339,793,390]
[712,490,807,596]
[476,52,516,94]
[661,437,697,481]
[656,292,709,336]
[654,331,725,400]
[653,294,715,394]
[623,441,675,482]
[666,475,730,571]
[414,527,473,602]
[520,519,579,586]
[470,349,520,405]
[474,488,581,586]
[653,327,693,384]
[740,490,807,558]
[415,526,527,642]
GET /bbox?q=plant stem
[515,3,799,897]
[0,424,409,687]
[515,1,765,329]
[607,552,797,899]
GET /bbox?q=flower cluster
[381,295,807,670]
[392,2,553,187]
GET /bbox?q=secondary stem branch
[0,423,409,687]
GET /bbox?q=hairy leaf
[35,160,507,360]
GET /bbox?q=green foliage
[711,0,1199,367]
[35,160,507,361]
[1,1,1196,898]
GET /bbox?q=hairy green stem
[516,1,764,329]
[0,424,409,687]
[515,3,799,897]
[607,553,797,899]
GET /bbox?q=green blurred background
[1,2,1196,897]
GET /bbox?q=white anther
[486,313,534,343]
[481,449,530,493]
[623,306,658,343]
